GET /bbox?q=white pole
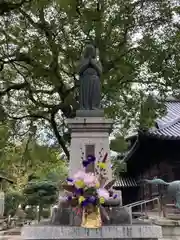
[0,191,5,216]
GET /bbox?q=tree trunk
[38,204,43,222]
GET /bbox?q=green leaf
[110,136,128,153]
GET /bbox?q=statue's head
[83,44,96,58]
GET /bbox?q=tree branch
[0,51,51,78]
[14,52,51,76]
[0,82,28,97]
[0,0,31,15]
[19,9,58,71]
[33,88,57,94]
[8,113,49,121]
[17,10,70,102]
[50,112,70,160]
[8,102,70,159]
[27,87,57,109]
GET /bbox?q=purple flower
[66,178,73,182]
[87,155,96,162]
[113,194,118,199]
[67,196,72,201]
[81,199,89,207]
[76,188,83,195]
[88,196,96,204]
[82,160,90,167]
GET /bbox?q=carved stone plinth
[67,116,113,180]
[76,110,104,117]
[50,206,131,226]
[21,225,162,239]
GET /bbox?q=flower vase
[81,205,102,228]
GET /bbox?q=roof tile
[114,177,138,187]
[149,101,180,139]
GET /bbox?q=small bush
[25,207,36,220]
[41,209,50,219]
[23,181,58,221]
[4,192,24,217]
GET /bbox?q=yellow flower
[98,162,106,169]
[99,197,105,204]
[95,182,100,188]
[78,196,85,204]
[74,180,84,188]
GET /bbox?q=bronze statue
[79,44,102,110]
[143,178,180,209]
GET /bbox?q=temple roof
[122,99,180,163]
[114,176,138,188]
[146,99,180,140]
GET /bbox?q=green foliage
[0,123,9,147]
[25,207,36,220]
[24,180,58,221]
[0,138,67,191]
[0,122,11,161]
[139,95,166,129]
[41,209,50,219]
[23,181,58,206]
[112,158,127,177]
[4,191,24,217]
[110,135,128,153]
[0,0,179,157]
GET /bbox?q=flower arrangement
[61,153,117,228]
[66,170,109,206]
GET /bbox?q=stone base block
[76,109,104,117]
[21,225,162,239]
[50,206,131,226]
[153,218,180,239]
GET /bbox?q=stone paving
[0,227,21,240]
[1,236,21,240]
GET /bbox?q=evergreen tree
[0,1,179,157]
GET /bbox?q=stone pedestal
[67,114,113,180]
[21,225,162,239]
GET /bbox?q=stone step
[0,228,21,236]
[1,236,21,240]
